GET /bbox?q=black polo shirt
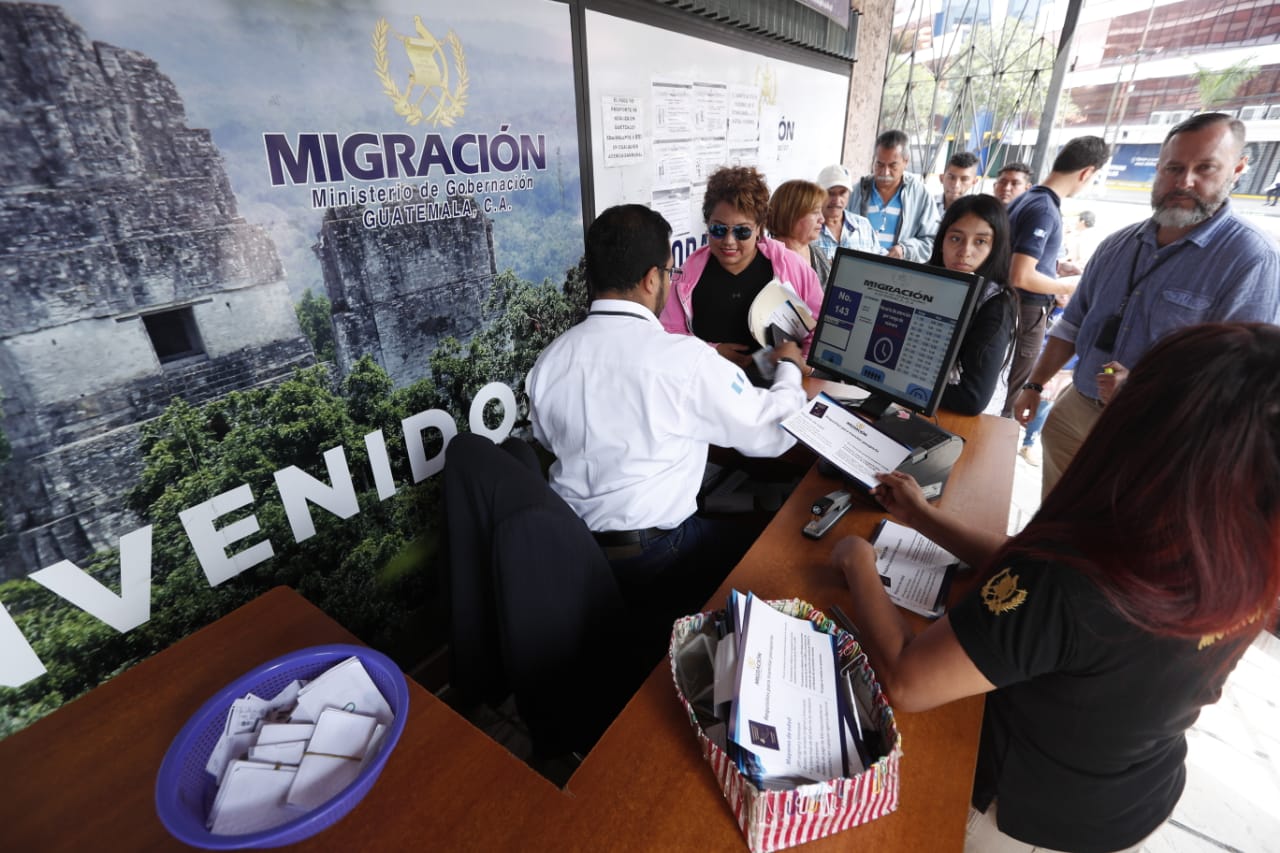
[949,557,1250,852]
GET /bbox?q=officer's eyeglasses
[708,223,755,241]
[663,266,684,283]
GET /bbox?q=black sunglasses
[708,223,755,241]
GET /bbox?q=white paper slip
[781,394,912,489]
[208,760,300,835]
[285,707,379,810]
[248,740,307,766]
[870,519,960,618]
[293,656,393,726]
[206,730,258,785]
[256,722,315,746]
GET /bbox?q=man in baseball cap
[815,163,881,261]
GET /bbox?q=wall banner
[0,0,583,736]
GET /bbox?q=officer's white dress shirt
[526,299,805,532]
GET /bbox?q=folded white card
[285,707,378,810]
[208,760,300,836]
[256,723,315,746]
[293,657,393,726]
[248,740,307,766]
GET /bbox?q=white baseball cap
[817,164,853,191]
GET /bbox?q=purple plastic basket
[155,644,409,849]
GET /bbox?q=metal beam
[1030,0,1084,179]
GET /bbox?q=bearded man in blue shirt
[1010,112,1280,498]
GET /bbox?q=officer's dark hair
[1051,136,1110,174]
[947,151,979,170]
[584,204,671,297]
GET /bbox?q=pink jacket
[659,235,825,356]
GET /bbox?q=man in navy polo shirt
[999,136,1110,418]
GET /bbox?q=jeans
[608,514,760,662]
[1021,400,1051,447]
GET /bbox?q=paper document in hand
[748,279,815,348]
[781,394,911,489]
[870,519,960,618]
[730,594,847,787]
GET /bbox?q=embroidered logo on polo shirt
[981,567,1027,615]
[1033,228,1046,238]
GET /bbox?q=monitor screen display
[807,249,982,418]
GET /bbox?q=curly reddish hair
[701,166,771,227]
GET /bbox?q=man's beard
[875,174,896,185]
[1151,184,1228,229]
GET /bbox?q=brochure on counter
[725,591,866,789]
[781,394,912,490]
[870,519,964,618]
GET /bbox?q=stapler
[803,490,852,539]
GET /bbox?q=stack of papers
[201,656,393,835]
[870,519,963,618]
[683,592,874,791]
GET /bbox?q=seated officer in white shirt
[526,204,807,649]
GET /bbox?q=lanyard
[588,310,647,320]
[1118,237,1189,314]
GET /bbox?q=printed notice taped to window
[781,393,911,489]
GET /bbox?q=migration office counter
[0,400,1017,852]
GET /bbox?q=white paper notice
[602,95,645,167]
[652,79,693,140]
[727,84,760,142]
[651,188,691,238]
[693,137,729,185]
[652,138,692,191]
[781,394,912,489]
[731,595,846,786]
[692,81,728,138]
[728,146,759,170]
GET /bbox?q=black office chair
[443,432,646,760]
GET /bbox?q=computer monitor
[807,249,983,420]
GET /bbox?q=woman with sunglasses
[928,194,1019,415]
[766,179,831,288]
[659,166,824,372]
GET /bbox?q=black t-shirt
[949,557,1250,853]
[940,282,1014,415]
[690,251,774,349]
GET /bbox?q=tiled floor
[1009,441,1280,853]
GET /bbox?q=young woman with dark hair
[829,322,1280,853]
[928,193,1018,415]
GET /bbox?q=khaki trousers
[1039,385,1103,501]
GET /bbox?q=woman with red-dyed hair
[830,322,1280,853]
